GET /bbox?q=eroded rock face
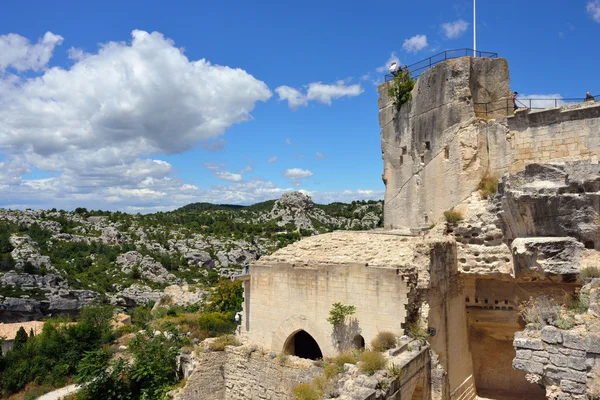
[0,272,67,289]
[498,162,600,248]
[0,297,44,321]
[380,57,512,228]
[47,290,101,314]
[511,237,584,281]
[108,284,162,307]
[115,251,177,284]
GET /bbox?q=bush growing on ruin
[443,209,463,225]
[327,302,356,327]
[406,320,430,342]
[292,383,322,400]
[387,69,416,110]
[278,352,290,365]
[478,174,499,200]
[387,362,403,378]
[208,334,240,351]
[581,266,600,280]
[370,331,397,352]
[519,296,558,327]
[331,350,357,369]
[358,350,386,375]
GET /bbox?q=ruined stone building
[180,56,600,400]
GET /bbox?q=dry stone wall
[513,279,600,399]
[176,349,320,400]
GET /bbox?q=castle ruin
[179,56,600,400]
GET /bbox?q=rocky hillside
[0,192,382,321]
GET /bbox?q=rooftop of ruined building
[255,230,448,268]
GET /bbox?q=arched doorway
[284,330,323,360]
[353,334,365,350]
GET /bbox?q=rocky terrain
[0,192,382,322]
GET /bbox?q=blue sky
[0,0,598,211]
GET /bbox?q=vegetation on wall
[387,69,416,110]
[478,174,499,200]
[327,303,356,327]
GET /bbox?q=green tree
[13,327,28,350]
[205,280,243,315]
[327,303,356,327]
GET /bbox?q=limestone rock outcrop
[115,251,178,284]
[498,162,600,249]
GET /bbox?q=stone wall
[242,232,418,357]
[512,279,600,399]
[508,103,600,173]
[177,349,320,400]
[379,55,600,229]
[379,57,512,228]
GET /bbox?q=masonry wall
[379,57,512,228]
[379,56,600,229]
[177,350,320,400]
[426,240,475,400]
[507,103,600,173]
[243,263,410,357]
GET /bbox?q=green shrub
[519,296,566,329]
[358,350,386,375]
[406,320,430,341]
[387,363,403,378]
[292,383,321,400]
[370,331,396,352]
[387,69,416,110]
[581,266,600,280]
[323,363,338,379]
[443,209,463,225]
[332,351,356,368]
[478,174,499,200]
[198,312,236,337]
[278,352,289,365]
[327,303,356,327]
[208,334,240,351]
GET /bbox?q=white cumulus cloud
[0,31,63,72]
[282,168,314,186]
[588,0,600,22]
[276,81,363,110]
[268,156,277,164]
[403,35,428,53]
[0,30,272,210]
[442,20,469,39]
[215,171,243,182]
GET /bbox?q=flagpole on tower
[473,0,477,57]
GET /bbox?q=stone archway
[353,334,365,350]
[271,314,334,357]
[284,330,323,360]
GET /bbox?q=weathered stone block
[560,380,586,394]
[563,331,586,350]
[511,237,583,280]
[549,354,568,367]
[514,335,544,350]
[513,359,544,375]
[567,357,587,371]
[544,365,587,384]
[541,325,563,344]
[516,349,532,360]
[586,332,600,354]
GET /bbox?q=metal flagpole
[473,0,477,57]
